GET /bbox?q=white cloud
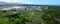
[0,0,34,4]
[0,0,23,3]
[0,0,39,4]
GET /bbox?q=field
[0,6,60,24]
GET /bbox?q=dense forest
[0,6,60,24]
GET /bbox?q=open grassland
[0,6,60,24]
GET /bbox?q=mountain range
[0,1,60,6]
[0,1,42,6]
[0,1,25,5]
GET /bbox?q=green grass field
[0,6,60,24]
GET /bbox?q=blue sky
[0,0,60,5]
